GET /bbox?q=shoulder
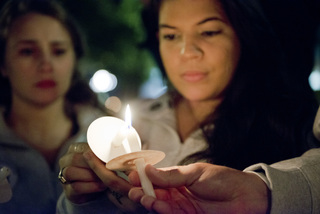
[130,93,172,120]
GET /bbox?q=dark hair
[0,0,100,111]
[147,0,318,169]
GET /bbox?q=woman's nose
[180,37,203,59]
[38,53,53,73]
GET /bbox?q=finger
[64,181,107,204]
[128,187,144,202]
[67,142,90,154]
[140,195,157,211]
[129,187,172,200]
[59,152,90,169]
[140,196,175,214]
[128,170,140,186]
[130,186,196,214]
[63,166,100,183]
[129,188,160,212]
[129,165,195,188]
[144,164,203,188]
[67,180,107,194]
[83,150,132,194]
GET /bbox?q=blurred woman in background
[0,0,105,213]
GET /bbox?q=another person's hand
[59,143,147,213]
[129,163,270,214]
[58,143,108,204]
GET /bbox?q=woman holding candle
[0,0,106,213]
[57,0,319,213]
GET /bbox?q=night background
[60,0,320,106]
[58,0,163,104]
[1,0,319,109]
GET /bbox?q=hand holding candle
[87,105,165,197]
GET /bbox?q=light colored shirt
[131,94,208,167]
[57,94,208,213]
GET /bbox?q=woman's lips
[181,72,207,82]
[36,80,56,88]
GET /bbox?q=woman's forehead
[158,0,228,25]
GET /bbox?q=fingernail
[74,143,87,153]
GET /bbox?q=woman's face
[1,13,75,107]
[159,0,240,102]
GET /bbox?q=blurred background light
[105,96,122,113]
[309,69,320,91]
[139,67,167,98]
[89,69,118,93]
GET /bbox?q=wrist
[243,172,271,214]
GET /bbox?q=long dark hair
[0,0,100,112]
[148,0,318,169]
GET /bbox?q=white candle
[123,105,155,196]
[87,105,164,197]
[87,116,140,163]
[134,158,156,197]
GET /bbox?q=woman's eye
[19,48,34,56]
[53,49,66,56]
[162,34,176,41]
[201,30,221,37]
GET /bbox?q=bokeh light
[89,69,118,93]
[105,96,122,113]
[309,69,320,91]
[139,67,167,98]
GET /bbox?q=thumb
[145,164,200,188]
